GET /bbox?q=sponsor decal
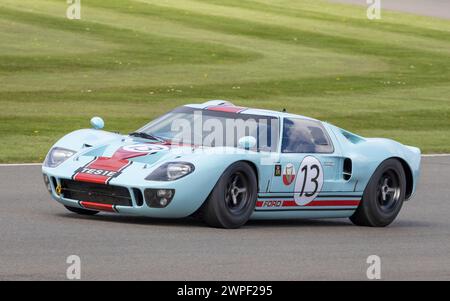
[258,200,284,208]
[73,144,168,184]
[282,163,296,186]
[274,164,282,176]
[73,157,131,184]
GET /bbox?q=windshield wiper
[128,132,165,143]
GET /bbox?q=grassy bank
[0,0,449,162]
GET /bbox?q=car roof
[185,100,320,122]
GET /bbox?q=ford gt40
[42,100,421,228]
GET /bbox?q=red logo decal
[282,163,296,186]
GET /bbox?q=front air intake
[60,179,132,206]
[133,188,144,206]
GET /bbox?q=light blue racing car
[42,100,421,228]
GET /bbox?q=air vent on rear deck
[343,158,352,181]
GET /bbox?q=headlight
[44,147,76,168]
[145,162,195,181]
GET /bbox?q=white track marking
[0,163,42,167]
[421,154,450,157]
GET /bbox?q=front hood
[90,139,176,161]
[70,138,196,184]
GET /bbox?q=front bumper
[42,165,211,218]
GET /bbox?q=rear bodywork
[42,101,421,220]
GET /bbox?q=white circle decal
[122,144,168,153]
[294,156,324,206]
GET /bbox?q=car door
[269,117,348,205]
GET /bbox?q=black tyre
[64,205,99,215]
[350,158,406,227]
[202,162,257,229]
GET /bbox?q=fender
[50,129,122,153]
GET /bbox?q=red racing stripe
[80,201,116,212]
[206,105,247,113]
[305,200,360,207]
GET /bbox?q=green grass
[0,0,449,162]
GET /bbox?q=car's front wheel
[350,158,406,227]
[202,162,257,229]
[64,205,99,215]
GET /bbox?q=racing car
[42,100,421,228]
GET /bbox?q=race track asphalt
[0,156,449,280]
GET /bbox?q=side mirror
[90,117,104,130]
[238,136,257,150]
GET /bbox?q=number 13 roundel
[294,156,324,206]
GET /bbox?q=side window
[281,118,334,153]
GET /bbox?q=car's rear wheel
[202,162,257,229]
[350,158,406,227]
[64,205,99,215]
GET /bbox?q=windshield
[138,106,279,152]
